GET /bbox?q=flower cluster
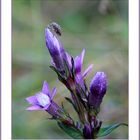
[26,22,127,139]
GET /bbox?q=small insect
[47,22,62,36]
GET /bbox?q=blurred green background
[12,0,128,139]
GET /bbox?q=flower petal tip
[25,96,38,105]
[26,105,42,111]
[51,87,57,100]
[42,80,50,95]
[82,64,94,78]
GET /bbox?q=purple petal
[74,49,85,74]
[45,28,61,54]
[82,64,94,78]
[75,74,85,91]
[51,87,57,100]
[26,96,38,105]
[90,72,107,93]
[89,72,107,108]
[65,52,72,69]
[42,80,50,96]
[45,28,66,71]
[80,49,85,64]
[83,124,92,139]
[46,101,63,118]
[26,105,42,111]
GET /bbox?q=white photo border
[1,0,139,139]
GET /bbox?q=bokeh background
[12,0,128,139]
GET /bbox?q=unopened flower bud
[88,72,107,109]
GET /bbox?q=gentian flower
[45,28,66,72]
[26,80,64,118]
[66,49,93,79]
[65,50,94,117]
[88,72,107,109]
[66,49,93,93]
[45,26,93,87]
[26,23,127,139]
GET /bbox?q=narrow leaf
[49,66,61,77]
[63,59,70,77]
[71,57,75,77]
[98,123,128,138]
[57,121,83,139]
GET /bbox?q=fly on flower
[47,22,62,36]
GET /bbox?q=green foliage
[57,121,83,139]
[98,123,128,138]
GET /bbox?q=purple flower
[66,49,93,79]
[26,81,64,118]
[83,123,92,139]
[65,49,93,91]
[45,28,66,72]
[88,72,107,109]
[45,27,93,80]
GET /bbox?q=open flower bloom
[45,28,66,72]
[26,80,56,111]
[66,49,93,79]
[88,72,107,109]
[26,81,64,118]
[66,49,93,94]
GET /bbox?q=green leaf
[63,59,70,77]
[98,123,128,138]
[71,57,75,77]
[57,121,83,139]
[49,65,59,75]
